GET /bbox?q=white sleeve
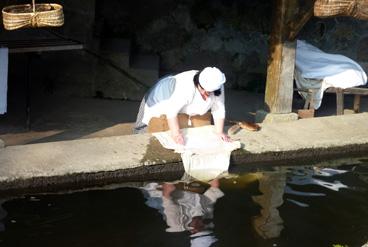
[211,85,226,119]
[162,197,186,232]
[203,187,225,203]
[165,77,195,119]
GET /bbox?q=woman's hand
[167,116,185,145]
[217,132,231,142]
[172,132,185,145]
[162,183,176,198]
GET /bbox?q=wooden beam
[264,0,298,114]
[287,7,314,41]
[0,39,84,53]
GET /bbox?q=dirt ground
[0,88,367,146]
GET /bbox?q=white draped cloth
[295,40,367,109]
[153,125,241,181]
[0,47,8,114]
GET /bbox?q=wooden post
[336,88,344,115]
[353,95,361,113]
[264,0,298,114]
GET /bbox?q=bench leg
[303,93,311,109]
[353,95,361,113]
[303,90,316,109]
[336,88,344,115]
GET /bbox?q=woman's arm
[167,116,185,145]
[211,86,230,142]
[213,118,231,142]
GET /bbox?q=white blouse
[142,70,225,125]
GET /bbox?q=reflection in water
[284,166,350,209]
[141,179,223,247]
[0,200,7,232]
[250,165,363,240]
[0,158,367,247]
[252,170,286,239]
[287,167,348,191]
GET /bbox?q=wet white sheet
[153,125,241,181]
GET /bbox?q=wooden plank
[0,39,83,53]
[296,87,368,95]
[325,87,368,95]
[9,44,83,53]
[287,6,314,41]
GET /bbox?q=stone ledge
[255,110,298,123]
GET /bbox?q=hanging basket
[2,0,64,31]
[314,0,368,20]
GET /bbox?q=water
[0,157,368,247]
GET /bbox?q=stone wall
[1,0,368,99]
[97,0,368,92]
[99,0,272,91]
[299,17,368,64]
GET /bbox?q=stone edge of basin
[1,142,368,197]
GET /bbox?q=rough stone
[0,139,4,149]
[357,36,368,62]
[255,110,298,123]
[1,113,368,194]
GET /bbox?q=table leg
[336,88,344,115]
[353,95,361,113]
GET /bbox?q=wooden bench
[295,86,368,117]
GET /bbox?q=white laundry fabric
[153,125,241,181]
[140,182,223,232]
[295,40,367,109]
[0,47,8,114]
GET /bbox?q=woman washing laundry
[134,67,230,145]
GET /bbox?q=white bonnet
[198,67,226,92]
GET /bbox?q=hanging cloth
[0,47,8,115]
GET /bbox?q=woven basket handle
[32,0,36,12]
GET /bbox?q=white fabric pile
[295,40,367,109]
[153,125,241,181]
[0,47,8,114]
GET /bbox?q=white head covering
[199,67,226,92]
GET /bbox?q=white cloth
[0,47,8,114]
[141,182,223,233]
[295,40,367,109]
[142,70,225,125]
[153,125,241,181]
[162,187,223,233]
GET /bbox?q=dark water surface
[1,157,368,247]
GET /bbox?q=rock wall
[1,0,368,100]
[97,0,271,92]
[97,0,368,92]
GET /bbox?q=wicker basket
[314,0,368,20]
[2,0,64,30]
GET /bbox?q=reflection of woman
[141,180,223,247]
[134,67,230,145]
